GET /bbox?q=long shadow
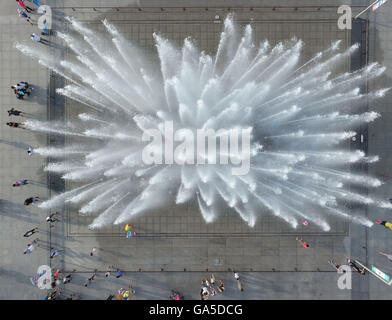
[242,272,288,294]
[22,114,47,120]
[28,180,48,187]
[22,85,47,106]
[0,200,40,224]
[0,139,32,151]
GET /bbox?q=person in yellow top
[375,219,392,230]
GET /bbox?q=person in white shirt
[31,33,49,44]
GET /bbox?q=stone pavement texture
[0,0,392,300]
[0,0,52,300]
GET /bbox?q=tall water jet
[18,15,389,230]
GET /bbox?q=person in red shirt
[13,179,29,187]
[296,237,310,248]
[16,0,34,13]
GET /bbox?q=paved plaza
[1,0,392,300]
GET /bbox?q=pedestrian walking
[105,266,114,277]
[27,147,36,156]
[210,274,216,284]
[347,259,366,275]
[24,238,39,254]
[375,219,392,230]
[24,196,40,206]
[90,247,98,256]
[296,237,310,248]
[32,0,41,7]
[47,288,60,300]
[233,271,240,281]
[217,280,225,292]
[6,122,25,129]
[85,272,97,287]
[46,212,59,223]
[116,270,123,278]
[50,249,63,259]
[328,259,345,272]
[8,108,25,117]
[17,8,33,24]
[53,269,61,279]
[24,227,39,237]
[16,0,34,13]
[24,244,35,254]
[379,252,392,262]
[63,274,72,284]
[12,179,29,187]
[31,33,49,44]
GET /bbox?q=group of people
[16,0,50,39]
[297,217,392,274]
[200,273,227,300]
[7,81,34,131]
[11,81,33,100]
